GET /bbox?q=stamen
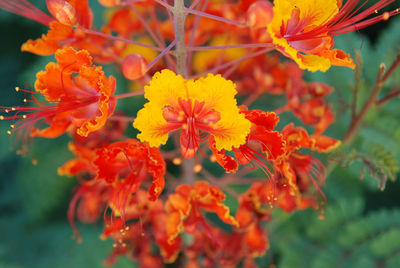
[0,0,53,26]
[192,47,274,79]
[172,157,182,165]
[185,7,246,27]
[76,26,163,51]
[187,0,209,74]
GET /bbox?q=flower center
[162,98,220,158]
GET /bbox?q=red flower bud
[122,53,148,80]
[247,1,273,29]
[46,0,77,25]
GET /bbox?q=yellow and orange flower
[268,0,356,71]
[267,0,399,72]
[133,69,251,158]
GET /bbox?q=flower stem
[343,52,400,145]
[77,27,162,51]
[173,0,193,183]
[185,7,246,27]
[174,0,187,77]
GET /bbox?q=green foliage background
[0,1,399,267]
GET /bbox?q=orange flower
[12,0,94,55]
[1,0,124,62]
[165,181,238,243]
[268,0,398,71]
[184,225,267,267]
[101,191,181,265]
[1,47,116,138]
[271,123,341,211]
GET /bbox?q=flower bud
[247,1,274,29]
[46,0,77,25]
[122,54,147,80]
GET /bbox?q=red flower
[93,139,166,217]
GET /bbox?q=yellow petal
[144,69,187,108]
[133,103,170,147]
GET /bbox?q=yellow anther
[23,99,27,103]
[383,12,390,21]
[15,87,20,92]
[32,159,38,165]
[125,226,129,231]
[5,109,9,113]
[172,157,182,165]
[122,243,127,247]
[112,243,117,248]
[210,155,216,162]
[99,234,107,240]
[193,164,202,173]
[11,108,16,111]
[7,130,11,135]
[22,115,27,119]
[0,116,4,120]
[10,125,15,128]
[374,9,378,14]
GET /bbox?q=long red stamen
[1,95,99,135]
[285,0,399,41]
[0,0,53,26]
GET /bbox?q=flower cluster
[0,0,398,267]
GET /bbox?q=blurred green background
[0,1,399,267]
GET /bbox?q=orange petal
[244,224,269,257]
[320,49,355,69]
[55,46,92,72]
[309,134,341,153]
[208,136,238,173]
[21,21,72,55]
[242,109,279,131]
[31,117,70,138]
